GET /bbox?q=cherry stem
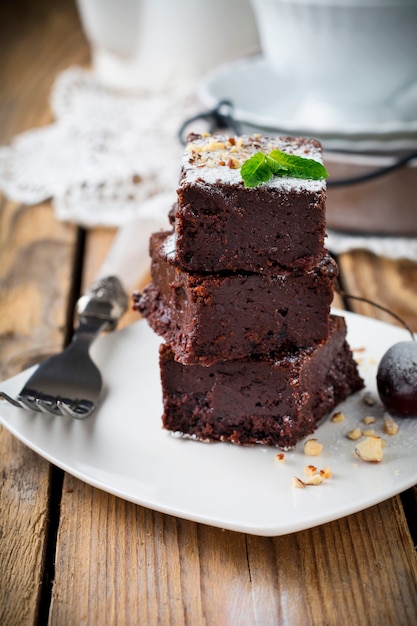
[335,285,415,341]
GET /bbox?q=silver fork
[0,276,128,419]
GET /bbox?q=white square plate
[1,309,416,536]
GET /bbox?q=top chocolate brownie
[172,134,327,273]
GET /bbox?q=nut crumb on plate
[292,476,306,489]
[362,415,376,425]
[292,466,331,488]
[362,392,376,406]
[304,473,324,486]
[355,436,383,463]
[347,427,362,440]
[320,467,332,479]
[304,439,323,456]
[384,416,399,435]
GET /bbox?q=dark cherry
[377,341,417,417]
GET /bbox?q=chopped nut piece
[201,131,211,138]
[227,156,241,169]
[304,474,324,486]
[303,439,323,456]
[362,392,376,406]
[275,453,285,462]
[304,464,318,476]
[384,416,399,435]
[292,477,306,489]
[362,428,376,437]
[202,140,225,152]
[320,467,332,479]
[355,436,383,463]
[331,411,345,423]
[347,427,362,440]
[187,143,204,154]
[362,415,376,425]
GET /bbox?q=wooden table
[1,2,417,624]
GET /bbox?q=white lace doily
[0,66,198,226]
[1,65,416,261]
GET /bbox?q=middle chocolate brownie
[134,231,338,366]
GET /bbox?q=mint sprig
[240,152,272,188]
[241,149,328,188]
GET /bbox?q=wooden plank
[0,424,51,626]
[0,1,89,623]
[49,474,417,625]
[0,200,75,379]
[0,196,77,626]
[338,251,417,334]
[247,498,417,626]
[51,475,256,625]
[51,478,201,625]
[0,1,89,143]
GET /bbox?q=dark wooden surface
[1,2,417,624]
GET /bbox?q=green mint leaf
[268,149,328,180]
[240,152,273,188]
[265,154,288,175]
[240,148,329,187]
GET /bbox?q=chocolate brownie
[159,315,364,449]
[172,134,327,272]
[134,230,338,365]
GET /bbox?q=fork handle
[77,276,129,330]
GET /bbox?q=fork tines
[0,391,95,418]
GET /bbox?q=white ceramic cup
[76,0,260,90]
[250,0,417,113]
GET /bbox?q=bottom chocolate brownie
[159,315,364,448]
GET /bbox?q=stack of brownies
[134,133,363,449]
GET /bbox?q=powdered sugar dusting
[181,134,326,192]
[163,231,177,260]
